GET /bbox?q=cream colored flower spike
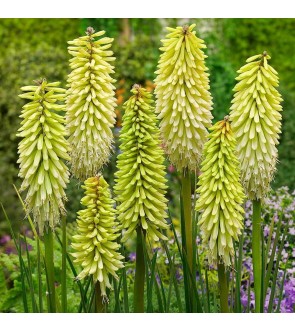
[17,79,70,234]
[66,27,117,180]
[72,175,124,297]
[155,24,213,171]
[195,117,245,267]
[230,52,283,200]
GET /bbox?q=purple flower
[129,252,136,262]
[0,235,11,245]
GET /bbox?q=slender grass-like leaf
[37,239,43,312]
[18,236,29,313]
[113,278,121,313]
[264,215,282,301]
[276,261,288,313]
[204,265,210,313]
[147,251,158,312]
[267,225,288,313]
[56,233,88,312]
[22,234,38,312]
[120,245,129,313]
[247,275,251,313]
[234,232,244,313]
[161,238,183,312]
[61,216,67,312]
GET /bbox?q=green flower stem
[44,228,56,313]
[252,199,262,313]
[95,282,105,313]
[134,227,145,313]
[181,170,193,275]
[217,260,229,313]
[61,216,67,312]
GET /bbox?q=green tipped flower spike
[114,85,168,242]
[155,24,213,171]
[230,52,283,200]
[17,79,70,234]
[66,27,117,180]
[72,175,124,297]
[195,116,245,267]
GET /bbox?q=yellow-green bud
[17,79,70,234]
[114,85,168,242]
[71,175,124,297]
[155,24,213,171]
[230,52,283,199]
[66,27,117,180]
[195,117,245,267]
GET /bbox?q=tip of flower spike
[224,115,230,122]
[33,78,47,85]
[86,26,95,35]
[182,25,190,35]
[131,83,142,96]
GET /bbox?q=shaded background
[0,18,294,230]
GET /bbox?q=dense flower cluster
[17,79,70,234]
[196,117,245,267]
[71,175,124,296]
[230,52,283,199]
[114,85,168,242]
[155,24,213,171]
[66,27,117,180]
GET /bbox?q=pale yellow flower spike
[66,27,117,180]
[196,117,245,267]
[230,52,283,200]
[72,175,124,297]
[155,24,213,171]
[17,79,70,234]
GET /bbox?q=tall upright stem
[134,227,145,313]
[217,260,229,313]
[181,169,194,312]
[44,228,56,313]
[61,216,67,312]
[252,199,262,312]
[95,282,105,313]
[181,170,193,274]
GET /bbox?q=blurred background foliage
[0,18,294,229]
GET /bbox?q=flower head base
[72,175,124,297]
[17,79,70,234]
[195,117,245,267]
[230,52,283,200]
[114,85,168,242]
[66,27,117,180]
[155,24,213,171]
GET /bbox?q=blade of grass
[234,232,244,313]
[120,245,129,313]
[55,233,88,313]
[22,234,38,312]
[204,264,210,313]
[166,253,175,313]
[18,235,29,313]
[161,238,183,312]
[267,225,288,313]
[147,250,158,313]
[61,216,67,312]
[260,227,266,312]
[143,239,164,312]
[275,260,288,313]
[113,278,121,313]
[37,239,43,312]
[264,215,282,301]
